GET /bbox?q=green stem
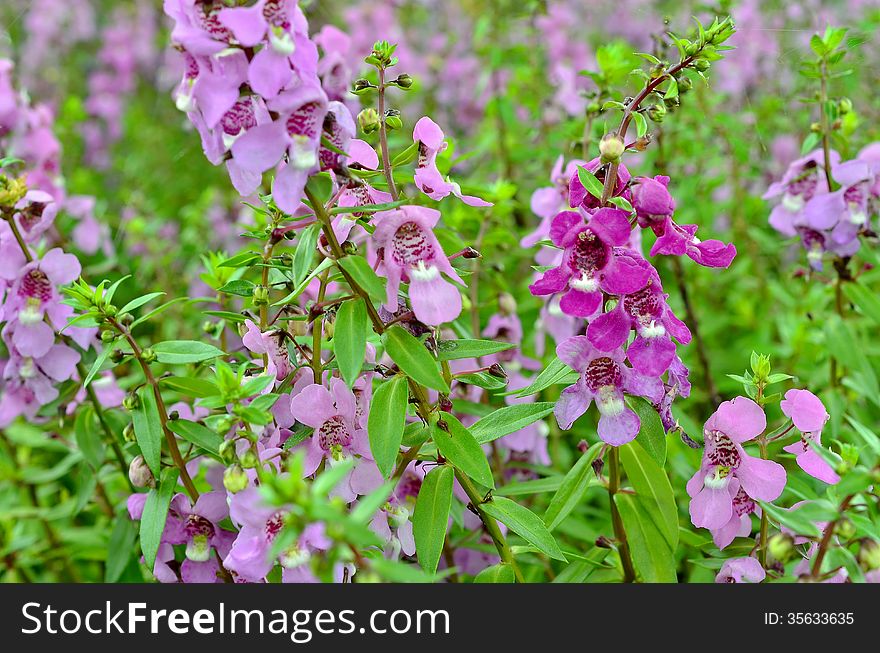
[377,68,399,201]
[455,468,525,583]
[608,447,636,582]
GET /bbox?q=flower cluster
[765,145,880,269]
[526,155,734,445]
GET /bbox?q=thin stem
[758,437,769,568]
[811,495,853,578]
[311,271,328,383]
[608,447,636,582]
[377,68,399,201]
[108,317,199,501]
[455,468,525,583]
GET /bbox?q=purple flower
[765,149,839,236]
[587,266,691,376]
[715,557,765,583]
[521,155,585,249]
[781,389,839,484]
[289,378,372,501]
[632,175,676,227]
[373,205,465,326]
[528,208,649,318]
[568,157,631,211]
[554,335,663,445]
[412,116,491,206]
[242,319,293,381]
[649,217,736,268]
[688,397,786,533]
[167,491,230,563]
[0,343,80,426]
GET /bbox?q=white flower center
[290,134,318,169]
[596,386,624,416]
[186,534,211,562]
[18,298,43,325]
[270,27,296,56]
[703,466,731,490]
[410,260,440,282]
[569,273,598,292]
[782,192,805,213]
[639,320,666,339]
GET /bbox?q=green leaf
[577,166,604,199]
[628,396,667,465]
[139,468,179,570]
[544,442,603,530]
[480,496,567,561]
[619,441,678,548]
[82,345,113,388]
[117,292,166,316]
[337,255,387,303]
[74,407,105,469]
[664,78,678,99]
[292,224,320,285]
[131,386,163,478]
[757,501,821,538]
[367,375,409,477]
[217,279,256,297]
[514,357,572,397]
[167,419,223,456]
[436,339,516,361]
[455,371,507,391]
[383,326,448,392]
[130,297,189,329]
[218,251,260,268]
[158,376,220,398]
[434,412,494,488]
[842,282,880,326]
[334,298,368,387]
[633,111,648,138]
[614,493,677,582]
[153,340,225,364]
[106,512,137,582]
[474,563,515,583]
[469,402,556,444]
[412,465,453,574]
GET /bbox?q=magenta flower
[13,190,58,242]
[781,389,839,484]
[373,205,465,326]
[587,266,691,376]
[0,343,80,426]
[528,208,649,318]
[554,335,663,445]
[289,378,372,501]
[688,397,786,533]
[715,557,765,583]
[412,116,491,206]
[631,175,675,228]
[167,491,230,563]
[521,155,585,249]
[649,218,736,268]
[764,149,839,237]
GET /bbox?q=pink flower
[781,389,839,484]
[412,116,491,206]
[688,397,786,534]
[372,205,465,326]
[716,557,765,583]
[242,319,293,381]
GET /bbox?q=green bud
[219,439,238,465]
[352,78,376,94]
[677,76,693,93]
[839,98,853,114]
[858,539,880,571]
[252,285,270,306]
[100,329,116,344]
[240,449,259,469]
[767,533,794,563]
[0,174,28,207]
[140,347,157,364]
[357,108,381,134]
[392,73,413,89]
[123,422,136,442]
[599,133,625,164]
[694,59,710,72]
[122,393,140,411]
[498,292,517,315]
[110,348,126,364]
[834,518,856,540]
[384,114,403,131]
[119,312,134,326]
[223,464,249,494]
[647,103,666,122]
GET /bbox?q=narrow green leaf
[614,493,677,582]
[577,166,604,199]
[629,396,667,465]
[292,224,320,285]
[544,442,603,530]
[434,412,494,488]
[474,563,515,583]
[383,326,448,392]
[514,357,571,397]
[153,340,224,364]
[412,465,453,574]
[83,345,113,388]
[338,255,387,302]
[118,292,166,316]
[167,419,223,456]
[436,339,516,361]
[842,282,880,326]
[480,496,567,561]
[74,407,105,469]
[130,297,189,328]
[131,386,163,478]
[334,298,368,387]
[158,376,220,398]
[139,468,179,570]
[106,512,137,582]
[470,402,556,444]
[367,375,409,477]
[619,441,678,548]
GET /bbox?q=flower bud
[0,174,28,207]
[384,113,403,131]
[341,240,359,255]
[488,363,507,379]
[833,518,855,540]
[123,422,136,442]
[694,59,710,72]
[393,73,413,89]
[219,439,238,465]
[599,133,625,164]
[122,393,140,411]
[100,329,116,343]
[498,292,517,316]
[240,449,259,469]
[647,102,666,122]
[119,312,134,326]
[357,108,380,134]
[128,455,155,488]
[839,97,853,114]
[352,78,376,94]
[224,464,249,493]
[140,347,157,364]
[252,285,270,306]
[677,76,693,93]
[858,539,880,571]
[110,348,126,364]
[767,533,794,562]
